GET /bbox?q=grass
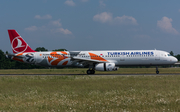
[0,75,180,111]
[0,67,180,74]
[0,68,180,111]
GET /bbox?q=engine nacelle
[95,63,118,71]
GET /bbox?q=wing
[71,56,109,67]
[72,57,108,63]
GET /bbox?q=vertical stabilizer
[8,29,36,54]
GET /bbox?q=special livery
[6,29,178,74]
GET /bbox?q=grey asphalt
[0,74,180,76]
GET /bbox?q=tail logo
[11,36,28,53]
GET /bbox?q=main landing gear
[87,69,95,74]
[156,66,159,74]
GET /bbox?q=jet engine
[95,63,118,71]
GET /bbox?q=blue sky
[1,0,180,54]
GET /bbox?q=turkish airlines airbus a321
[6,29,178,74]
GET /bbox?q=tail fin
[8,29,36,54]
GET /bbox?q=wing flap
[72,57,108,63]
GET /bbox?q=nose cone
[171,56,178,63]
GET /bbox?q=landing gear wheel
[87,70,91,74]
[92,70,95,74]
[156,71,159,74]
[86,70,95,74]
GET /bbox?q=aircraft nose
[172,57,178,63]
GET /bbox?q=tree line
[0,48,179,69]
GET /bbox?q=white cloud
[25,25,72,35]
[99,0,106,7]
[93,12,138,25]
[93,12,112,23]
[26,15,72,35]
[157,16,179,35]
[54,28,72,35]
[64,0,75,6]
[50,19,72,35]
[34,14,52,20]
[114,15,138,25]
[50,19,62,27]
[25,26,38,31]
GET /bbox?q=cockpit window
[167,54,171,56]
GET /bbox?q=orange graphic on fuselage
[16,53,23,56]
[13,57,23,62]
[48,56,54,63]
[48,52,68,65]
[88,52,107,62]
[62,61,68,65]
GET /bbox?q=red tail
[8,29,36,54]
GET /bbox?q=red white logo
[11,36,28,53]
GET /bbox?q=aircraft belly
[117,57,160,66]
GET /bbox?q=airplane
[6,29,178,74]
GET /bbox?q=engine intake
[95,63,118,71]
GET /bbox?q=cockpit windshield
[167,54,172,56]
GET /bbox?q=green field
[0,67,180,74]
[0,75,180,111]
[0,68,180,111]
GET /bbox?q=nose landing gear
[156,66,159,74]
